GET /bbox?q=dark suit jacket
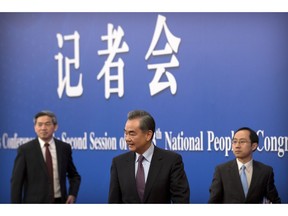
[208,159,281,203]
[108,145,190,203]
[11,138,81,203]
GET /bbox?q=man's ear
[252,142,258,151]
[146,130,153,141]
[54,124,58,132]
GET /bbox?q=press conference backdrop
[0,13,287,203]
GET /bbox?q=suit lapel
[229,160,246,200]
[127,152,140,201]
[54,139,62,178]
[143,146,162,202]
[127,152,136,185]
[34,139,50,177]
[247,160,260,198]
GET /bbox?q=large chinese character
[145,15,181,96]
[97,24,129,99]
[54,31,83,98]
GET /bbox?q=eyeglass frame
[232,139,251,145]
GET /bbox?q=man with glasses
[11,110,81,203]
[208,127,281,203]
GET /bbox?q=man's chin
[39,135,51,142]
[128,145,136,151]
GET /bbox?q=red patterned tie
[136,155,145,202]
[44,143,54,199]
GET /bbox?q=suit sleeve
[108,158,122,203]
[66,145,81,198]
[266,168,281,203]
[10,147,26,203]
[169,154,190,203]
[208,166,223,203]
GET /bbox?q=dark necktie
[136,155,145,202]
[240,165,248,197]
[44,143,54,198]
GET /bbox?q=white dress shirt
[236,158,253,188]
[39,138,61,198]
[135,144,154,183]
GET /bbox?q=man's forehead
[36,116,52,122]
[125,119,140,129]
[234,130,249,137]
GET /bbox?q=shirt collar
[38,137,55,148]
[136,143,154,163]
[236,158,253,171]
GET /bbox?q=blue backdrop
[0,13,287,203]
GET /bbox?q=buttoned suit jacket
[108,145,190,203]
[208,159,281,203]
[11,138,81,203]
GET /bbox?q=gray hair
[127,110,155,134]
[33,110,58,125]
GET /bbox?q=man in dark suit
[208,127,281,203]
[108,110,190,203]
[11,111,81,203]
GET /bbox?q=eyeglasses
[232,139,251,145]
[36,122,54,127]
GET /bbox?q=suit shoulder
[18,138,38,150]
[215,159,236,170]
[155,146,182,159]
[112,151,133,161]
[253,160,273,171]
[54,138,68,144]
[54,138,71,147]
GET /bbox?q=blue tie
[240,165,248,197]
